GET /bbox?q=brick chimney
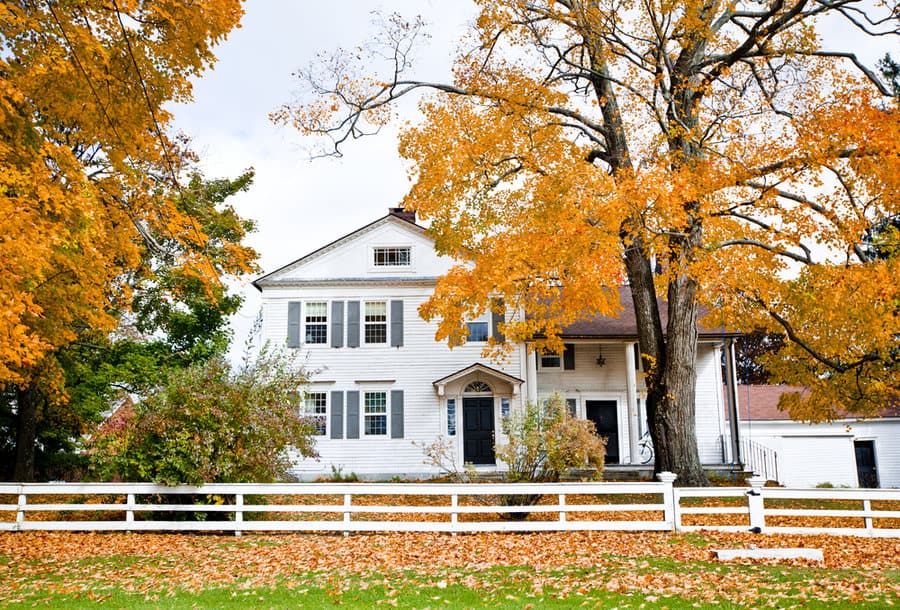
[388,207,416,224]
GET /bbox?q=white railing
[2,476,898,537]
[740,438,779,483]
[675,478,900,538]
[0,479,676,534]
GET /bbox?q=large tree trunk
[624,245,709,486]
[13,385,39,482]
[656,274,707,486]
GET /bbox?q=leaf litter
[0,531,897,606]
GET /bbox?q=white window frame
[303,391,328,436]
[446,398,457,436]
[369,245,415,273]
[465,312,490,343]
[538,352,562,369]
[364,301,388,345]
[303,301,328,345]
[363,390,389,437]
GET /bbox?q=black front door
[854,440,879,488]
[586,400,619,464]
[463,397,495,464]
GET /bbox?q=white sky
[169,1,894,361]
[171,1,477,360]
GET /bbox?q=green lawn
[1,531,897,608]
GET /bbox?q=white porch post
[526,347,538,405]
[724,338,742,466]
[625,341,640,464]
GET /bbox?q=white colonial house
[253,208,751,480]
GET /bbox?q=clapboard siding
[694,343,726,464]
[738,419,900,488]
[263,286,522,478]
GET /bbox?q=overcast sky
[170,1,894,361]
[171,1,477,360]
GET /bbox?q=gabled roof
[724,384,900,421]
[252,210,427,291]
[433,363,524,395]
[557,286,740,340]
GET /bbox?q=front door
[586,400,619,464]
[854,440,879,488]
[463,397,495,464]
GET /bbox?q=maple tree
[0,171,258,481]
[0,1,246,480]
[278,2,899,484]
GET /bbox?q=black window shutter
[391,390,404,438]
[346,391,360,439]
[491,298,505,342]
[330,391,343,439]
[390,300,404,347]
[346,301,360,348]
[331,301,344,348]
[563,343,576,370]
[287,302,301,348]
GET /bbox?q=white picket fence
[1,475,898,537]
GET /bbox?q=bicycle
[638,431,654,465]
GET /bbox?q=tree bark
[623,241,709,486]
[13,384,39,482]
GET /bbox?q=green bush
[87,346,318,485]
[497,394,606,483]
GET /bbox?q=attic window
[373,247,411,267]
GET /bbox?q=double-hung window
[304,392,327,436]
[364,301,387,344]
[466,312,489,343]
[304,302,327,344]
[364,391,388,436]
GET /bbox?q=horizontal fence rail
[675,481,900,538]
[1,477,898,537]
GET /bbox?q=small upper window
[373,247,411,267]
[540,353,561,369]
[464,381,492,393]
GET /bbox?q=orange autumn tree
[278,3,900,485]
[1,1,246,480]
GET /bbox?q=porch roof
[555,287,740,340]
[432,363,524,397]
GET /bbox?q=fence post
[451,494,458,536]
[559,494,566,523]
[863,499,873,533]
[656,472,678,531]
[746,475,766,532]
[343,494,351,536]
[234,494,243,537]
[16,489,26,532]
[126,493,135,533]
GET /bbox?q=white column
[625,341,640,464]
[724,338,742,466]
[526,347,538,405]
